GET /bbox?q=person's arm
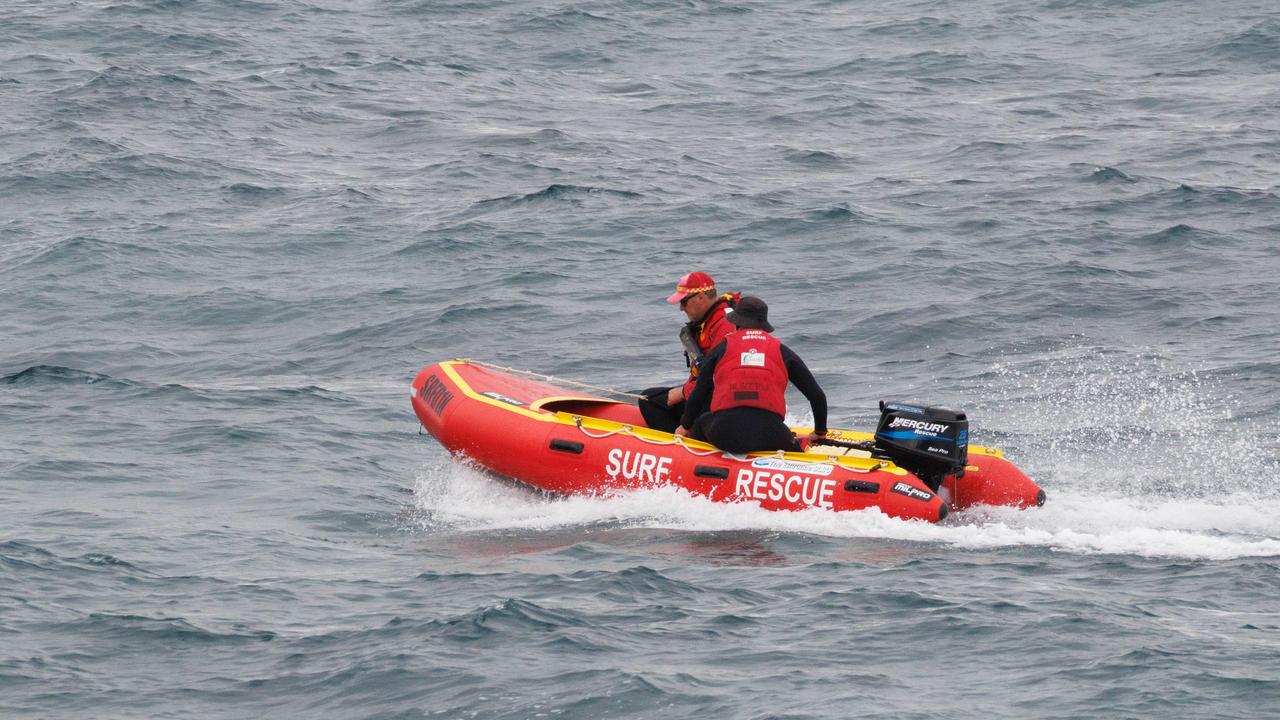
[781,344,827,434]
[679,341,725,431]
[682,306,734,397]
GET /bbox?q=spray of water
[410,459,1280,561]
[410,346,1279,560]
[971,345,1277,497]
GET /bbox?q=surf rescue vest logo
[740,348,766,367]
[421,374,454,416]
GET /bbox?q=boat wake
[410,347,1279,561]
[411,459,1280,561]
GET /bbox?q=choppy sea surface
[3,1,1279,717]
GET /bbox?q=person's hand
[805,431,828,445]
[666,387,684,406]
[675,426,689,437]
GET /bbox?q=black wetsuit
[638,385,683,432]
[679,340,827,453]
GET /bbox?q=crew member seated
[638,271,739,433]
[675,296,826,453]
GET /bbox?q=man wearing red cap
[637,271,740,433]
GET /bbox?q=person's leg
[637,386,683,433]
[688,410,716,442]
[704,411,752,454]
[769,422,803,452]
[706,408,797,453]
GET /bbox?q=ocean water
[2,0,1279,718]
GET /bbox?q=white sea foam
[973,346,1278,497]
[412,346,1280,562]
[413,459,1280,561]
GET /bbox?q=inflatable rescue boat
[411,360,1045,523]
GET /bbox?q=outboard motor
[874,401,968,492]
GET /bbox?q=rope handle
[568,417,885,469]
[457,359,646,400]
[573,417,723,456]
[451,360,889,474]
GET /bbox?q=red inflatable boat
[411,360,1044,523]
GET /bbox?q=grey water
[2,1,1279,718]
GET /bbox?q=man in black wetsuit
[675,296,827,453]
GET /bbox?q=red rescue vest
[681,294,739,398]
[710,329,788,416]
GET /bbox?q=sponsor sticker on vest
[740,349,766,367]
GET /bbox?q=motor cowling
[874,401,969,492]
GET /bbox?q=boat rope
[572,417,724,456]
[456,359,646,400]
[455,360,885,472]
[568,418,886,472]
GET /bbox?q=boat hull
[411,361,1043,523]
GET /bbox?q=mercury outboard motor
[873,401,968,492]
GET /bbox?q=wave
[783,149,849,167]
[61,64,198,93]
[222,182,287,196]
[803,204,870,222]
[1086,166,1139,184]
[0,235,165,279]
[1169,183,1280,205]
[49,64,215,114]
[2,364,119,386]
[1133,223,1230,248]
[452,183,644,222]
[385,0,530,17]
[0,540,156,576]
[477,184,643,205]
[1208,19,1280,68]
[99,0,275,17]
[946,140,1025,157]
[513,8,614,32]
[0,151,243,200]
[1,365,358,410]
[472,128,574,148]
[796,50,980,79]
[63,612,275,644]
[864,16,962,39]
[597,81,657,96]
[1066,181,1280,218]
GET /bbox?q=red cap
[666,271,716,304]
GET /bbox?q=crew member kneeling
[675,296,827,453]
